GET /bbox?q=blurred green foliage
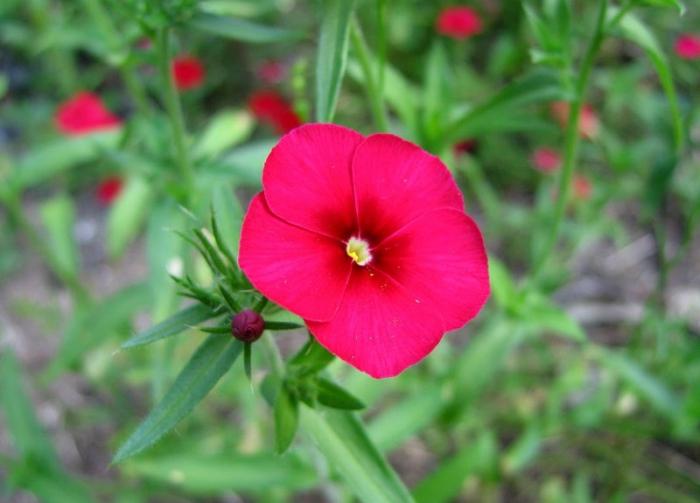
[1,0,700,502]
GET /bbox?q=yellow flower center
[346,237,372,266]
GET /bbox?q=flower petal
[351,133,464,242]
[263,123,364,239]
[373,208,490,330]
[239,194,352,322]
[307,267,445,378]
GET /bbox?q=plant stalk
[532,0,608,281]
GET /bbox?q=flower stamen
[346,237,372,266]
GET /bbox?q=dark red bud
[231,309,265,342]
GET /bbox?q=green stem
[81,0,151,116]
[350,20,389,131]
[531,0,608,281]
[156,28,195,198]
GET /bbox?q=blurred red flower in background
[436,6,482,39]
[96,177,123,205]
[172,56,205,91]
[531,148,562,173]
[239,124,490,378]
[550,101,599,140]
[453,139,478,157]
[55,92,121,136]
[675,34,700,60]
[248,90,302,134]
[573,174,592,201]
[257,60,287,85]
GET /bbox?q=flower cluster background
[1,0,700,502]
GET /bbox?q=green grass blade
[301,408,414,503]
[315,0,355,122]
[191,12,303,43]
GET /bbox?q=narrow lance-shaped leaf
[122,304,219,349]
[190,12,303,43]
[315,0,356,122]
[315,377,365,410]
[275,385,299,454]
[302,408,415,503]
[113,336,242,463]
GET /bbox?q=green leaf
[413,431,497,503]
[7,131,121,192]
[369,387,443,452]
[488,257,519,311]
[123,452,316,494]
[211,185,244,261]
[315,377,365,410]
[275,385,299,454]
[193,109,254,159]
[502,423,543,474]
[614,10,684,154]
[315,0,355,122]
[0,352,95,502]
[121,304,219,349]
[632,0,685,14]
[146,200,186,317]
[521,294,586,342]
[113,336,243,463]
[289,338,335,376]
[39,195,79,281]
[190,12,303,43]
[422,41,451,145]
[106,176,153,260]
[9,463,95,503]
[205,139,277,186]
[445,70,565,143]
[0,351,59,465]
[347,59,419,137]
[302,408,414,503]
[46,283,151,378]
[592,346,682,419]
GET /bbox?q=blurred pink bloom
[573,174,592,201]
[550,101,599,140]
[96,177,123,205]
[248,90,302,134]
[172,55,205,91]
[675,34,700,60]
[55,92,121,136]
[531,148,561,173]
[257,60,287,85]
[436,6,482,39]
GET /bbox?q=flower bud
[231,309,265,342]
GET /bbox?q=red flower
[248,90,302,134]
[257,60,287,85]
[675,34,700,60]
[573,174,592,200]
[239,124,490,378]
[531,148,561,173]
[55,92,121,136]
[96,177,123,205]
[172,56,205,91]
[550,101,599,140]
[436,6,482,39]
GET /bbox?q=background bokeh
[1,0,700,501]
